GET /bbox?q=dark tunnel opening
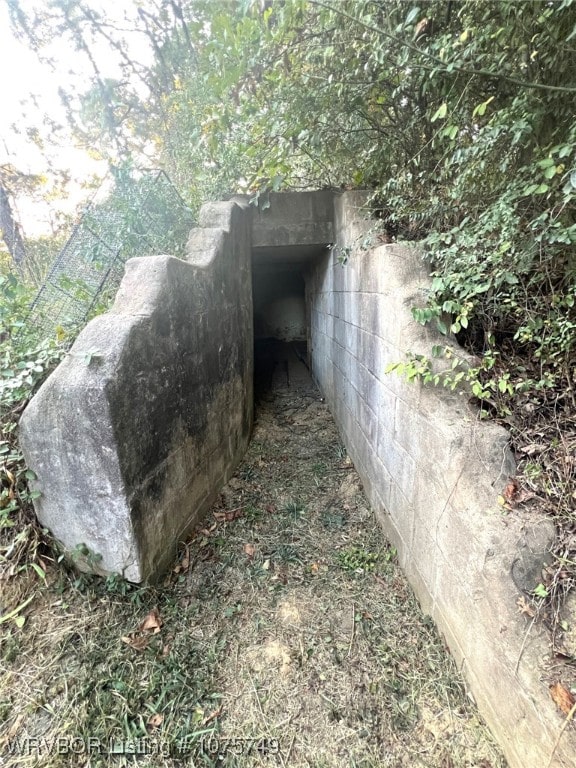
[251,257,311,401]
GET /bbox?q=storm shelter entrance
[251,247,323,399]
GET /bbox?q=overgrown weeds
[0,271,67,595]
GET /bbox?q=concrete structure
[19,191,574,766]
[20,201,253,582]
[306,193,572,768]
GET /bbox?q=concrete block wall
[20,201,253,583]
[307,191,574,768]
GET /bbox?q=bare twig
[546,699,576,768]
[515,613,538,676]
[347,602,356,658]
[308,0,576,94]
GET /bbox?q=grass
[0,376,507,767]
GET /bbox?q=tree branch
[308,0,576,95]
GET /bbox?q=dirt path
[0,349,507,768]
[188,349,507,767]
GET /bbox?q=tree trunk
[0,183,26,269]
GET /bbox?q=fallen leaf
[516,595,536,618]
[550,681,576,715]
[213,507,244,522]
[121,634,149,651]
[244,542,256,558]
[262,559,271,570]
[516,489,536,504]
[310,562,320,574]
[174,544,190,573]
[122,608,164,650]
[519,443,547,456]
[503,478,520,505]
[140,608,163,634]
[147,713,164,729]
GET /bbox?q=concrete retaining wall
[19,188,574,764]
[306,191,574,768]
[20,201,253,582]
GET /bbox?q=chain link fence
[27,169,194,336]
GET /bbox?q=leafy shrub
[0,270,65,563]
[188,0,576,401]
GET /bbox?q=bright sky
[0,0,152,237]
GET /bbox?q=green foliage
[337,546,378,573]
[23,234,68,287]
[178,0,576,403]
[533,583,549,599]
[6,0,576,407]
[337,545,389,573]
[385,346,522,415]
[0,271,65,537]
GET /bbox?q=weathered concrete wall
[20,201,253,583]
[307,191,574,768]
[244,190,334,252]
